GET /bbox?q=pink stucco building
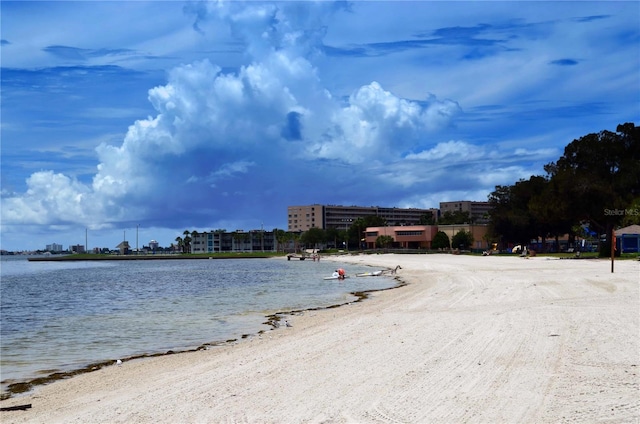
[364,224,490,250]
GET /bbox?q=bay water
[0,256,397,396]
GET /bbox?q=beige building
[364,225,438,249]
[287,204,437,232]
[287,204,324,231]
[439,201,491,223]
[437,224,490,250]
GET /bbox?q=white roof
[615,224,640,235]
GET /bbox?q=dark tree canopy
[347,216,387,247]
[432,231,450,249]
[543,123,640,232]
[438,210,472,225]
[300,227,326,247]
[452,229,474,250]
[488,178,542,246]
[419,211,436,225]
[488,122,639,252]
[376,235,394,248]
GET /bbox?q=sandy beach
[1,254,638,423]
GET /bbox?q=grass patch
[28,252,288,261]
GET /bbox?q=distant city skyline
[2,1,638,251]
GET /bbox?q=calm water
[0,256,397,395]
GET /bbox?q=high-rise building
[45,243,63,252]
[287,204,437,232]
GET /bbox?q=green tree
[174,236,184,253]
[290,231,302,253]
[301,227,326,250]
[488,178,541,248]
[439,210,472,225]
[376,235,394,248]
[432,231,450,250]
[621,197,640,227]
[419,211,436,225]
[452,229,474,250]
[348,216,386,249]
[275,229,288,252]
[182,230,192,253]
[325,227,341,249]
[528,176,573,252]
[544,123,639,255]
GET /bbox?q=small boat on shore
[357,266,401,277]
[355,270,383,277]
[324,268,348,280]
[323,275,350,280]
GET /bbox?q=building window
[396,231,423,236]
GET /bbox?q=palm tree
[183,230,192,253]
[174,236,184,253]
[275,229,288,252]
[290,232,301,253]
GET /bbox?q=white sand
[1,254,638,423]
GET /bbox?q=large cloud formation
[2,1,464,235]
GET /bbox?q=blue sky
[1,1,639,251]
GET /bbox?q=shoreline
[26,254,273,261]
[1,256,403,400]
[1,254,638,423]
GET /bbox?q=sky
[1,1,639,251]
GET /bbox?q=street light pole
[136,224,139,255]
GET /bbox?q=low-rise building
[190,230,277,253]
[615,224,640,253]
[364,225,439,249]
[436,224,490,250]
[69,244,85,254]
[364,224,490,250]
[115,241,129,255]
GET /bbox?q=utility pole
[136,224,139,255]
[611,227,615,273]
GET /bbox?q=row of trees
[431,230,474,250]
[174,229,196,253]
[488,123,639,254]
[293,215,388,250]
